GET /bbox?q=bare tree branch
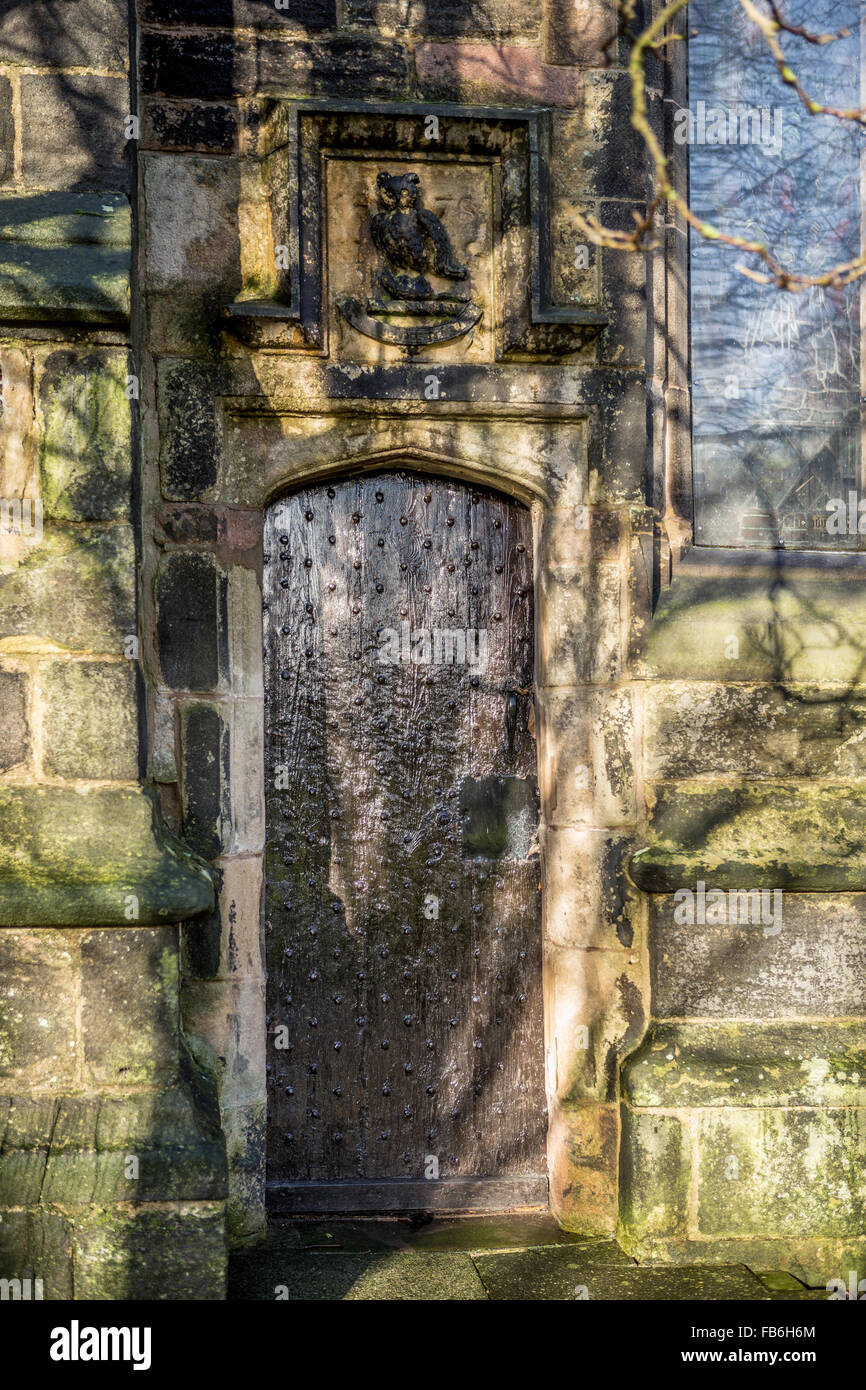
[577,0,866,291]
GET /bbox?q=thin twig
[577,0,866,291]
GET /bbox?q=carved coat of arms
[337,170,482,352]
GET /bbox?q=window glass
[688,1,863,548]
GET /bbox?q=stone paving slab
[410,1218,630,1257]
[229,1219,824,1300]
[230,1250,488,1300]
[472,1249,776,1301]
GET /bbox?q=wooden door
[264,470,546,1213]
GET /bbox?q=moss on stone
[0,785,214,926]
[39,350,132,522]
[631,781,866,890]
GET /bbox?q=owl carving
[369,170,469,301]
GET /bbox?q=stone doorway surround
[161,381,647,1242]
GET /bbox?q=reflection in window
[688,1,862,548]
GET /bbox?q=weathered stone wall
[1,0,862,1297]
[622,558,866,1284]
[0,0,226,1298]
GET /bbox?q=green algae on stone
[39,350,132,522]
[71,1203,227,1300]
[40,661,137,781]
[0,784,213,926]
[638,562,866,684]
[697,1108,866,1239]
[618,1106,691,1246]
[621,1022,866,1109]
[631,781,866,891]
[0,524,136,654]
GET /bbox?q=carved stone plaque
[223,103,606,357]
[328,158,492,362]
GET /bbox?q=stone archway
[177,398,645,1238]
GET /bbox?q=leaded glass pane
[689,1,863,548]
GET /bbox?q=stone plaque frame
[224,100,606,359]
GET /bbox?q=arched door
[264,470,546,1212]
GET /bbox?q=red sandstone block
[415,41,583,108]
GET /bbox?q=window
[687,0,863,548]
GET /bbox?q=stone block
[651,892,866,1019]
[638,563,866,684]
[538,686,635,827]
[0,785,213,927]
[17,1087,227,1206]
[545,945,645,1103]
[0,670,28,772]
[142,0,336,27]
[38,349,131,522]
[0,193,130,326]
[415,41,582,107]
[618,1106,691,1245]
[645,681,866,780]
[40,1146,226,1205]
[227,565,264,698]
[0,346,36,504]
[221,1100,266,1242]
[0,1095,59,1149]
[157,359,220,499]
[182,863,223,980]
[0,525,136,655]
[144,155,241,292]
[632,781,866,893]
[600,208,648,369]
[346,0,538,38]
[227,699,264,853]
[140,32,409,100]
[179,700,228,857]
[0,0,129,68]
[20,75,130,192]
[0,193,130,251]
[697,1107,866,1238]
[622,1021,866,1111]
[143,99,238,153]
[548,1102,619,1235]
[149,690,178,783]
[543,826,640,950]
[473,1248,768,1300]
[72,1203,227,1299]
[580,71,649,200]
[81,928,181,1086]
[156,551,221,691]
[0,77,13,185]
[155,503,220,546]
[588,371,647,505]
[181,976,266,1108]
[538,562,621,686]
[540,505,622,568]
[543,0,617,66]
[0,1149,47,1205]
[41,660,138,781]
[181,853,263,981]
[0,930,79,1088]
[0,1209,73,1299]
